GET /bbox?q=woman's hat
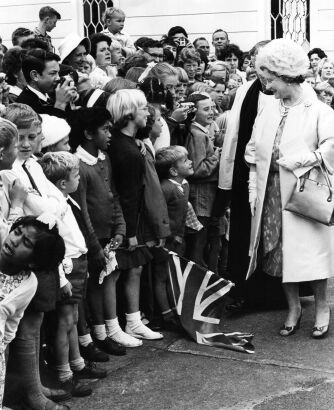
[58,33,91,63]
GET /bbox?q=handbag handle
[299,152,333,202]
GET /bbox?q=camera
[180,102,196,113]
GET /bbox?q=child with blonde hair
[100,7,135,56]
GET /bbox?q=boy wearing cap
[40,114,71,153]
[34,6,61,53]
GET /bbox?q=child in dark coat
[154,145,193,328]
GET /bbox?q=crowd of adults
[0,5,333,410]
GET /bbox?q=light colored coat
[245,96,334,283]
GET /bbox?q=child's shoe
[125,311,164,340]
[79,342,109,362]
[59,377,92,397]
[94,336,127,356]
[73,362,107,379]
[109,328,143,347]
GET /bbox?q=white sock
[106,317,142,347]
[105,317,120,337]
[125,311,163,340]
[78,333,92,347]
[56,363,73,383]
[70,357,85,372]
[93,324,107,341]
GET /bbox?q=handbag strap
[311,152,333,201]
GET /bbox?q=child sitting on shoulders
[100,7,135,56]
[154,145,193,328]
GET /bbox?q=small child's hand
[135,139,146,156]
[9,179,28,208]
[174,236,183,244]
[156,238,166,248]
[61,282,72,299]
[92,249,107,271]
[110,234,123,250]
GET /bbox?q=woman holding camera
[245,39,334,339]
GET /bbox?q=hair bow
[36,212,58,230]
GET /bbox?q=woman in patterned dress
[245,39,334,339]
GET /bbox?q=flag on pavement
[168,252,254,354]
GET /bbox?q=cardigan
[72,148,126,243]
[108,130,145,238]
[160,179,189,238]
[185,123,219,184]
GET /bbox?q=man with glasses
[137,38,164,63]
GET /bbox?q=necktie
[22,161,42,196]
[67,197,88,245]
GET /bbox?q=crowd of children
[0,4,333,409]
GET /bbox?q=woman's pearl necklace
[279,95,303,117]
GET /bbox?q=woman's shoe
[279,311,302,336]
[312,309,331,339]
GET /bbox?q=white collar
[75,145,106,166]
[9,85,22,96]
[168,178,188,186]
[27,85,49,102]
[192,121,209,134]
[168,178,188,194]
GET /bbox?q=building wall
[114,0,270,53]
[310,0,334,58]
[0,0,83,50]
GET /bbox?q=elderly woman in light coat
[245,39,334,339]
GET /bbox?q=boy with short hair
[184,93,219,268]
[40,151,107,395]
[154,145,193,328]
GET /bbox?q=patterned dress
[261,115,288,277]
[0,271,37,407]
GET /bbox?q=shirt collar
[192,121,209,134]
[168,178,188,194]
[168,178,188,186]
[75,145,106,166]
[27,85,49,102]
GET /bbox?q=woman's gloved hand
[248,170,257,217]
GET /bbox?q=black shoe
[163,317,183,332]
[79,342,109,362]
[94,336,126,356]
[42,385,72,402]
[60,377,92,397]
[225,297,247,314]
[73,363,107,379]
[146,317,163,331]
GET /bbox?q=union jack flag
[168,252,254,354]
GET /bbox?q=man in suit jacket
[17,49,76,118]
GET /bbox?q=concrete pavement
[66,281,334,410]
